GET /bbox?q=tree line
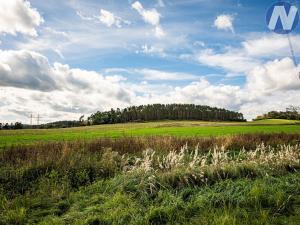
[0,122,23,130]
[88,104,245,125]
[254,106,300,121]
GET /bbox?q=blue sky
[0,0,300,123]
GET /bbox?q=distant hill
[88,104,245,125]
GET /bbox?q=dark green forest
[254,106,300,121]
[88,104,245,125]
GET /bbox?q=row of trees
[0,122,23,130]
[40,120,84,129]
[254,106,300,121]
[88,104,245,125]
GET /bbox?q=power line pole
[37,114,40,126]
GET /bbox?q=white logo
[266,2,299,34]
[268,5,298,30]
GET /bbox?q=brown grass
[1,133,300,167]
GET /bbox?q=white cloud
[239,57,300,118]
[132,1,160,26]
[246,57,300,94]
[242,34,300,58]
[98,9,130,28]
[134,69,199,81]
[239,90,300,120]
[0,50,136,123]
[15,27,69,60]
[0,50,57,91]
[192,33,300,75]
[132,1,165,38]
[1,50,300,122]
[104,67,198,81]
[0,0,43,36]
[196,48,260,73]
[0,49,133,105]
[213,14,234,33]
[169,79,243,108]
[139,44,166,56]
[77,9,130,28]
[99,9,120,27]
[154,26,165,38]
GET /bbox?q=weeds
[0,134,300,224]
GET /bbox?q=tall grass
[0,134,300,224]
[2,133,300,165]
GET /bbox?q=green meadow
[1,132,300,225]
[1,119,300,224]
[0,119,299,147]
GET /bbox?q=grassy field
[0,119,299,147]
[1,120,300,224]
[1,134,300,225]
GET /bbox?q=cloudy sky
[0,0,300,123]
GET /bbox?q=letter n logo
[266,2,299,34]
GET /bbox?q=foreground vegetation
[0,119,299,147]
[1,134,300,224]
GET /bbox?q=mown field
[1,120,300,224]
[0,119,299,147]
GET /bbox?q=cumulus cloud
[184,32,300,119]
[239,90,300,120]
[2,2,299,123]
[1,49,300,123]
[242,34,300,58]
[0,86,132,123]
[0,0,43,36]
[239,58,300,118]
[134,63,300,120]
[196,49,260,73]
[169,78,243,108]
[213,14,234,33]
[132,1,165,38]
[246,57,300,93]
[194,33,300,75]
[0,50,134,122]
[0,50,57,91]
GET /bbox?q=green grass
[0,119,299,147]
[249,119,300,124]
[1,138,300,225]
[34,173,300,225]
